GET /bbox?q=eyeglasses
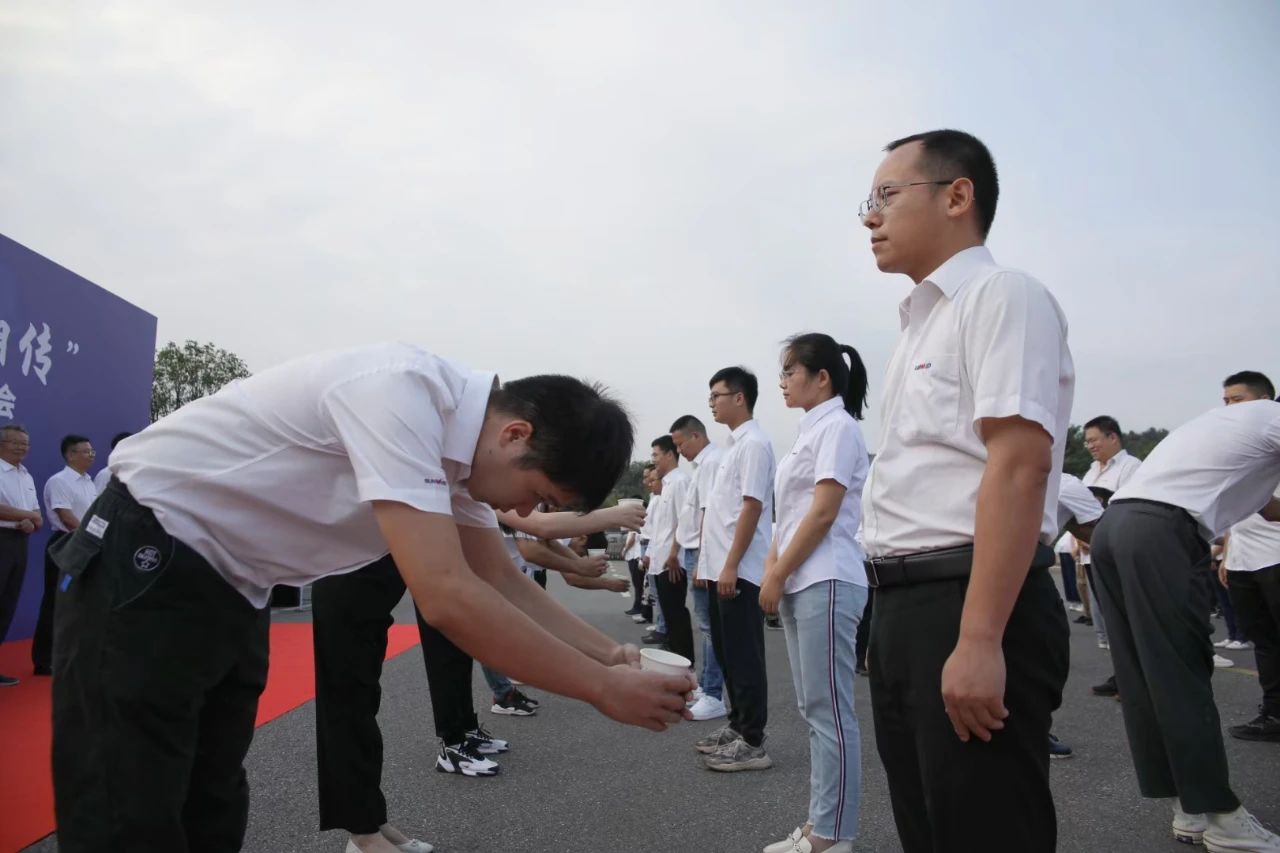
[708,391,738,404]
[778,368,798,382]
[858,180,958,221]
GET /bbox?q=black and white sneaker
[511,688,540,708]
[467,724,510,754]
[436,739,500,777]
[491,688,538,716]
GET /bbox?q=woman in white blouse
[760,333,871,853]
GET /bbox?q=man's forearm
[0,505,37,522]
[55,508,80,531]
[518,540,584,576]
[500,507,624,539]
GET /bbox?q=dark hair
[585,531,608,551]
[110,431,134,450]
[650,435,677,458]
[642,464,656,473]
[886,129,999,237]
[669,415,706,436]
[1084,416,1122,440]
[782,333,869,420]
[489,375,633,511]
[1224,371,1276,400]
[709,366,759,412]
[60,434,91,459]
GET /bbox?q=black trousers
[0,528,28,645]
[1058,551,1081,603]
[32,530,67,670]
[708,578,767,747]
[1228,563,1280,717]
[50,480,270,853]
[655,569,694,663]
[869,566,1068,853]
[1091,501,1240,814]
[312,555,485,833]
[627,559,645,610]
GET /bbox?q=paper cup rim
[639,648,691,669]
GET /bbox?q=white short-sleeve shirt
[699,419,776,585]
[773,396,869,593]
[648,468,690,575]
[109,343,500,607]
[1078,448,1141,564]
[1056,474,1104,536]
[639,492,661,544]
[44,466,99,533]
[93,466,112,495]
[0,458,39,530]
[863,246,1075,558]
[1114,400,1280,540]
[689,443,724,573]
[1226,488,1280,573]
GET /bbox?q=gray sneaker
[704,737,772,772]
[694,726,740,755]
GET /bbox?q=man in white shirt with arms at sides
[650,435,695,665]
[859,129,1074,853]
[48,343,694,853]
[0,423,41,687]
[1091,399,1280,851]
[32,434,98,677]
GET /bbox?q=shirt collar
[1099,448,1132,471]
[0,459,24,474]
[692,442,717,466]
[442,370,497,471]
[899,245,995,329]
[661,467,681,485]
[728,419,758,446]
[62,465,92,481]
[798,396,844,434]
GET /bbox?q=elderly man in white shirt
[859,130,1074,853]
[46,343,694,853]
[670,414,727,720]
[31,434,98,676]
[1091,399,1280,850]
[695,366,777,773]
[0,423,42,687]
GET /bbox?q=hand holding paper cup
[639,648,692,677]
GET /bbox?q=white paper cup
[617,498,645,508]
[587,548,607,558]
[639,648,692,676]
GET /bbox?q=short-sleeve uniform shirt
[699,419,776,585]
[44,466,98,533]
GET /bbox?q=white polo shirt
[648,468,690,575]
[1082,448,1142,494]
[674,459,703,551]
[699,419,776,585]
[44,466,98,533]
[863,246,1075,558]
[1227,488,1280,573]
[94,466,112,495]
[639,492,661,544]
[1056,474,1104,536]
[110,343,500,607]
[0,458,39,530]
[1112,400,1280,541]
[689,442,724,573]
[774,396,869,593]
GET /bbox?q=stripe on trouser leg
[827,580,847,838]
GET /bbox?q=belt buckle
[866,558,882,589]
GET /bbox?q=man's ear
[498,419,534,447]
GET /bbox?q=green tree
[151,340,252,422]
[607,460,651,505]
[1062,424,1169,477]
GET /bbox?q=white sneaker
[645,624,658,633]
[763,827,804,853]
[1214,638,1234,648]
[689,694,728,721]
[1225,640,1253,651]
[1098,639,1110,650]
[1173,803,1208,845]
[687,686,706,707]
[1204,806,1280,852]
[789,838,853,853]
[1214,654,1235,668]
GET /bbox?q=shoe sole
[705,756,773,772]
[490,706,536,716]
[691,710,728,722]
[1228,730,1280,742]
[695,740,738,755]
[1172,827,1204,845]
[1049,753,1074,760]
[435,760,500,777]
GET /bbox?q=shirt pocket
[894,353,962,443]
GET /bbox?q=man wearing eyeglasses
[860,130,1074,853]
[32,435,98,676]
[0,423,42,687]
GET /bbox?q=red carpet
[0,622,421,853]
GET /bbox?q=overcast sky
[2,1,1278,460]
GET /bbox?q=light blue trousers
[779,579,867,842]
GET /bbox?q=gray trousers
[1091,500,1239,814]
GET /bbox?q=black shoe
[1228,712,1280,742]
[624,606,643,616]
[491,688,538,716]
[33,665,52,676]
[1091,675,1118,697]
[1073,615,1093,626]
[0,674,18,687]
[764,615,783,631]
[1048,733,1074,759]
[855,662,869,677]
[436,740,500,776]
[641,631,668,645]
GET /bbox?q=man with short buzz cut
[1078,415,1143,697]
[47,343,695,853]
[0,423,42,687]
[860,129,1074,852]
[1219,370,1280,744]
[670,414,727,721]
[650,435,694,664]
[32,434,99,676]
[696,366,776,772]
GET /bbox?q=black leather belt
[865,543,1056,589]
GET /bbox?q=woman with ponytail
[760,332,871,853]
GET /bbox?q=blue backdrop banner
[0,233,157,641]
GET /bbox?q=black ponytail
[782,333,870,420]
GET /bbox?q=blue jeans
[481,665,512,700]
[779,580,867,842]
[687,550,724,701]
